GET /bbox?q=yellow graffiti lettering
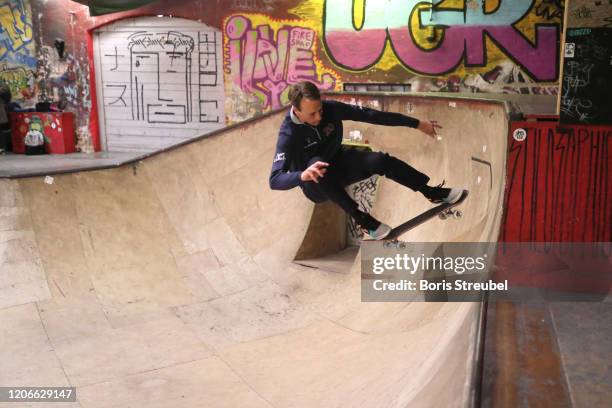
[0,2,33,58]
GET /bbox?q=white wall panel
[94,17,225,152]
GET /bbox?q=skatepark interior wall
[1,95,510,407]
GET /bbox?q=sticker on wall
[513,128,527,142]
[348,130,362,141]
[564,43,575,58]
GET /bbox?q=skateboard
[361,190,469,247]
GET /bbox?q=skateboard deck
[362,190,469,243]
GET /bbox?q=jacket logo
[273,152,285,162]
[323,123,335,136]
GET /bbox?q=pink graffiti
[383,26,558,80]
[324,5,559,81]
[225,15,336,109]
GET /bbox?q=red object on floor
[10,112,76,154]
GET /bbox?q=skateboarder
[269,81,462,240]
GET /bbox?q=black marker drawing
[104,46,125,71]
[199,31,220,123]
[128,31,194,124]
[98,22,224,149]
[199,100,219,123]
[105,84,127,106]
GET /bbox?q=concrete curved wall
[0,95,508,407]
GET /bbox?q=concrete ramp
[0,95,508,407]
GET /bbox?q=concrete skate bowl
[1,95,508,407]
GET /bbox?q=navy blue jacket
[269,100,420,190]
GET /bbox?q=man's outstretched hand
[301,161,329,183]
[418,120,442,138]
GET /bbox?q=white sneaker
[424,181,464,205]
[367,223,392,240]
[443,188,463,204]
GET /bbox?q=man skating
[269,81,463,240]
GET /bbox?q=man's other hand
[418,120,442,138]
[301,161,329,183]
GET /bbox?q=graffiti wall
[12,0,565,151]
[0,0,36,102]
[305,0,562,95]
[566,0,611,28]
[502,122,611,242]
[559,0,612,125]
[220,0,562,122]
[223,14,339,122]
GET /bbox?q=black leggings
[301,149,429,215]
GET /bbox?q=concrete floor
[481,300,612,408]
[0,95,509,407]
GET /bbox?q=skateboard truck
[383,240,407,249]
[439,208,463,220]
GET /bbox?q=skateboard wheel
[453,210,463,219]
[439,212,449,220]
[398,242,406,249]
[383,241,391,249]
